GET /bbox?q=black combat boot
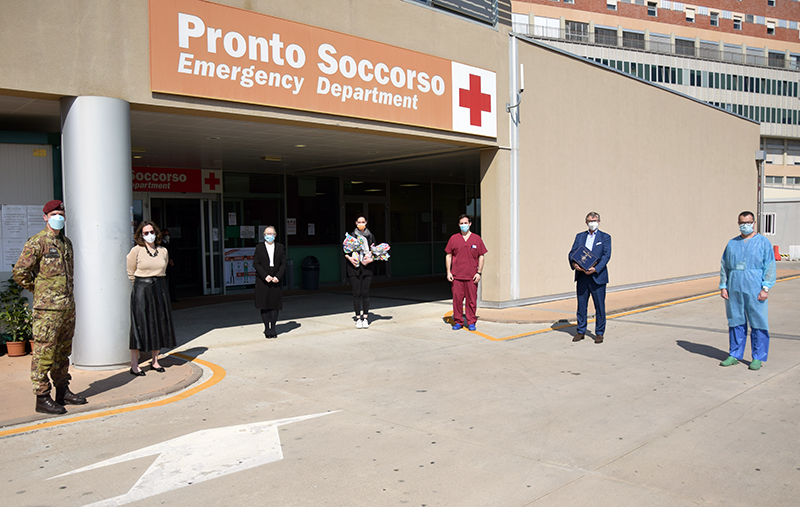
[55,386,88,405]
[36,394,67,415]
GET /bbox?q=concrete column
[644,29,650,51]
[60,96,132,369]
[478,148,511,305]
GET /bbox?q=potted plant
[0,275,32,356]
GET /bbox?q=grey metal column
[61,96,132,369]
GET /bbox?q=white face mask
[587,221,599,232]
[143,232,156,244]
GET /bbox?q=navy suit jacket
[569,230,611,285]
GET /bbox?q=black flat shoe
[150,364,166,373]
[130,368,146,377]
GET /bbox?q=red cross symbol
[204,172,220,190]
[459,74,491,127]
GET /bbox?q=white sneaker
[356,319,363,329]
[362,318,369,329]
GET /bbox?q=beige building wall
[508,41,760,301]
[0,0,508,148]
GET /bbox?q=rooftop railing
[516,25,799,71]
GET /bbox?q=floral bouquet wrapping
[343,233,372,266]
[370,243,391,261]
[342,233,361,254]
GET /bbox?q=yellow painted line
[448,274,800,342]
[0,353,225,439]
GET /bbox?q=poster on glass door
[224,247,256,286]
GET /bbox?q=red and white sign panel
[148,0,497,137]
[133,167,202,192]
[451,62,497,138]
[132,167,223,193]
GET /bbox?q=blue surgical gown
[719,234,776,330]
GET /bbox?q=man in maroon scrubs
[445,214,487,331]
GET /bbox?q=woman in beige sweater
[127,221,176,376]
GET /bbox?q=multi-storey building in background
[512,0,800,251]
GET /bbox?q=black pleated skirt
[129,276,176,351]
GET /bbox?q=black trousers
[260,309,279,332]
[349,275,372,315]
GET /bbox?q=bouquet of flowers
[342,233,362,254]
[343,233,371,266]
[370,243,391,261]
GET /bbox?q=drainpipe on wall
[755,150,766,233]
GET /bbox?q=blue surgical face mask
[459,224,470,233]
[47,215,65,230]
[739,223,754,235]
[265,234,275,243]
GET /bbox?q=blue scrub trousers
[576,275,606,335]
[729,324,770,362]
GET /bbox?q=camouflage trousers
[31,309,75,396]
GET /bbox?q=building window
[595,27,617,46]
[765,175,782,184]
[622,31,645,50]
[767,21,775,35]
[768,51,784,68]
[767,0,775,6]
[607,0,617,10]
[686,8,695,23]
[710,12,719,26]
[675,38,695,56]
[647,2,657,16]
[787,176,800,184]
[566,20,589,42]
[763,213,776,235]
[733,17,742,30]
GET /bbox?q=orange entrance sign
[148,0,496,137]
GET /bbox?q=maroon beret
[43,200,64,214]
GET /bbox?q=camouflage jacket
[12,229,75,311]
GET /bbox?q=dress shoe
[594,334,604,344]
[572,333,585,342]
[55,386,88,405]
[130,367,146,376]
[36,394,67,415]
[150,363,166,373]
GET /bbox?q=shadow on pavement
[172,281,451,346]
[676,340,728,360]
[551,319,576,336]
[275,321,301,335]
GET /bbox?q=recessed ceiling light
[207,136,220,140]
[399,183,419,187]
[261,156,281,162]
[295,144,306,148]
[133,155,143,159]
[350,180,363,184]
[365,188,382,192]
[131,148,146,153]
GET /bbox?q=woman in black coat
[253,225,286,338]
[344,214,375,329]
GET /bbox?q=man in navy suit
[568,212,612,344]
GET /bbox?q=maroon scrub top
[445,232,487,281]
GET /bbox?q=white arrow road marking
[49,411,339,507]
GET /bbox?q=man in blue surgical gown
[719,211,776,370]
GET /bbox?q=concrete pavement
[1,266,799,506]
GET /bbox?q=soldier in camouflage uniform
[13,200,88,415]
